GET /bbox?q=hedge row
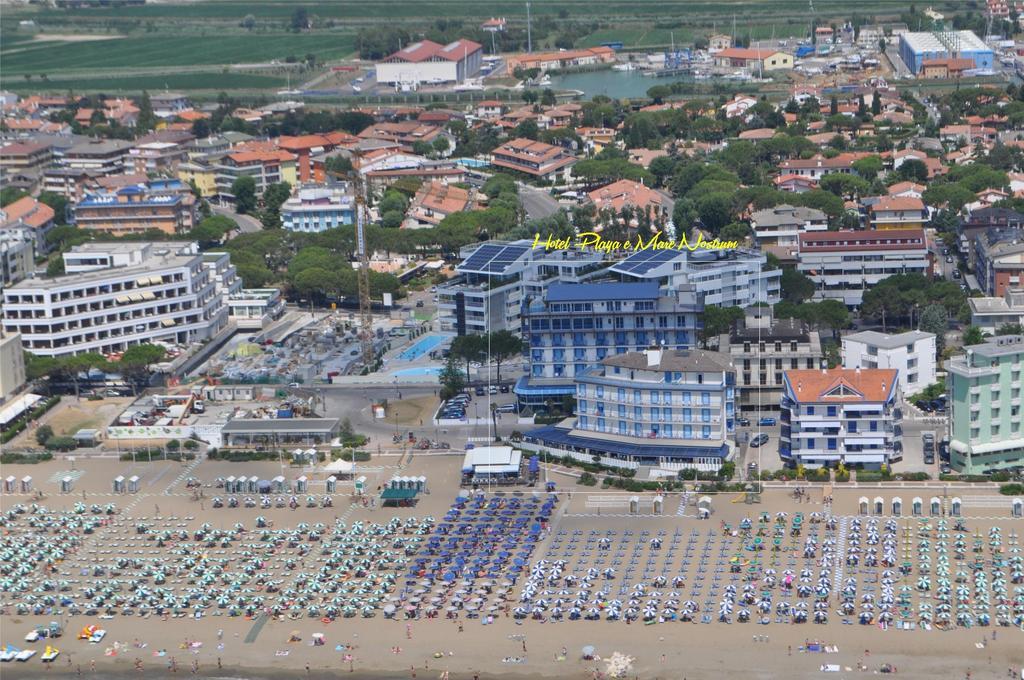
[0,396,62,444]
[0,451,54,465]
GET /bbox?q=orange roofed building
[490,138,577,181]
[403,181,477,229]
[780,368,902,469]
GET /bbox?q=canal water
[550,69,731,99]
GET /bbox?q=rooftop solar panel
[459,243,530,274]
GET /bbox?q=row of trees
[25,343,167,398]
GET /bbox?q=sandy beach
[2,454,1023,680]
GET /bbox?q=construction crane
[352,171,374,366]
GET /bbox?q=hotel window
[618,404,626,417]
[618,420,627,434]
[827,439,837,450]
[849,422,857,433]
[634,406,642,420]
[702,408,710,422]
[664,424,673,437]
[634,389,642,403]
[702,425,711,439]
[663,391,672,404]
[650,407,660,421]
[684,425,693,438]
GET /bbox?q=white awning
[0,393,42,426]
[843,454,886,463]
[323,459,354,473]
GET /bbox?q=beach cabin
[891,497,902,516]
[295,475,308,493]
[271,475,286,493]
[20,476,32,493]
[60,476,73,494]
[950,497,962,517]
[653,495,664,515]
[873,496,884,516]
[1013,499,1023,518]
[912,497,923,516]
[225,475,237,493]
[3,475,15,493]
[325,476,337,493]
[629,496,640,514]
[128,475,140,493]
[112,476,125,494]
[930,497,942,516]
[245,476,259,493]
[859,496,869,515]
[354,475,366,494]
[460,446,523,486]
[698,496,713,518]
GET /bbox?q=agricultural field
[0,33,357,76]
[0,72,288,94]
[4,0,940,23]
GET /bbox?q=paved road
[212,205,263,233]
[517,183,561,222]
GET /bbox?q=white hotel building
[842,330,937,396]
[2,242,228,358]
[797,229,931,308]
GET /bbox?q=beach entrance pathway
[244,614,268,644]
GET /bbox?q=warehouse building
[375,39,483,87]
[897,31,993,74]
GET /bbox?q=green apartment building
[945,335,1024,474]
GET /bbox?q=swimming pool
[391,366,444,378]
[455,157,490,168]
[398,334,449,361]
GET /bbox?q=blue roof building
[516,280,702,411]
[524,346,736,470]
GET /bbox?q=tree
[412,140,433,156]
[695,192,734,233]
[381,210,404,228]
[962,325,984,346]
[431,136,450,155]
[894,159,928,182]
[439,356,466,399]
[450,334,486,380]
[61,352,108,399]
[487,330,525,385]
[231,175,257,214]
[261,181,291,229]
[38,191,69,225]
[35,424,54,446]
[719,222,751,242]
[871,90,881,116]
[540,88,557,107]
[819,172,870,199]
[646,85,671,104]
[829,95,838,116]
[996,322,1024,336]
[0,187,28,207]
[325,155,353,175]
[919,303,948,355]
[852,155,883,178]
[118,344,167,395]
[189,215,235,248]
[290,6,309,30]
[700,306,744,347]
[137,91,156,132]
[815,299,850,339]
[191,118,211,139]
[780,267,815,303]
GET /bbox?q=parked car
[474,386,485,396]
[737,417,751,427]
[945,256,954,263]
[940,463,952,474]
[500,384,510,393]
[416,300,424,307]
[488,385,498,394]
[749,433,770,448]
[758,417,776,426]
[952,270,961,279]
[914,399,932,413]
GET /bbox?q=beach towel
[820,664,840,672]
